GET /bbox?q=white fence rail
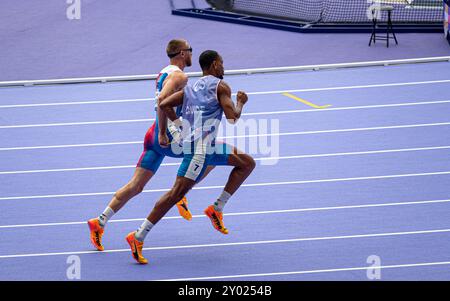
[0,56,449,88]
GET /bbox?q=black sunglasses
[168,47,193,58]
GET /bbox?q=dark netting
[205,0,443,23]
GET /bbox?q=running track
[0,61,449,280]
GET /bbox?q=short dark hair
[199,50,220,71]
[166,39,186,58]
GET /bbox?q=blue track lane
[0,61,449,280]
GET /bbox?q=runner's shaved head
[166,39,188,57]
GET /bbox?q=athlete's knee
[128,180,146,195]
[229,151,255,173]
[125,168,153,196]
[247,156,256,171]
[240,154,256,173]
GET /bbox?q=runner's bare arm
[157,72,188,136]
[217,81,248,124]
[159,90,184,122]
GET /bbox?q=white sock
[134,219,154,242]
[98,207,115,227]
[214,191,232,212]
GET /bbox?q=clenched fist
[236,91,248,105]
[158,132,170,148]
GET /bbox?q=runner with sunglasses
[87,39,214,251]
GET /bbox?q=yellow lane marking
[282,92,332,109]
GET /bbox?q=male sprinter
[126,50,256,264]
[87,39,205,251]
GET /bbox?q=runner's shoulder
[168,70,188,82]
[218,80,231,95]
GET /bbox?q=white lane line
[250,79,450,96]
[2,99,450,129]
[242,122,450,139]
[0,98,153,109]
[1,145,449,175]
[0,198,449,229]
[1,78,450,109]
[0,171,449,201]
[0,163,169,175]
[156,261,450,281]
[0,119,154,129]
[243,99,450,116]
[1,121,450,151]
[0,228,449,259]
[0,141,140,151]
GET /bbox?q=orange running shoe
[176,196,192,221]
[125,232,148,264]
[204,205,228,235]
[87,218,104,251]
